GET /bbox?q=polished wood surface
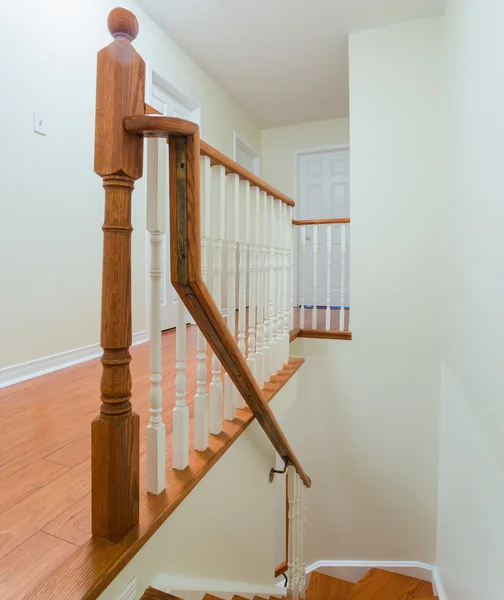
[299,330,352,340]
[306,571,353,600]
[93,6,145,543]
[290,308,352,340]
[346,568,434,600]
[144,103,295,207]
[125,114,199,138]
[0,326,303,600]
[16,340,304,600]
[292,218,350,225]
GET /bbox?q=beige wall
[261,119,350,200]
[278,16,444,565]
[0,0,260,370]
[437,1,504,598]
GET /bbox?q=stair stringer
[97,373,300,600]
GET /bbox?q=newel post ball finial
[107,7,139,41]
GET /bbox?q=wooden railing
[92,7,310,546]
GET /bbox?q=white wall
[0,0,260,370]
[274,17,444,566]
[261,119,350,199]
[436,1,504,598]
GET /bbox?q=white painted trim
[305,560,447,600]
[0,331,149,389]
[234,131,260,176]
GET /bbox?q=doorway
[296,147,350,307]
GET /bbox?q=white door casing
[296,148,350,308]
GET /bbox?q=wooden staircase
[140,568,438,600]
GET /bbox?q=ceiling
[137,0,446,129]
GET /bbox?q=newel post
[92,7,145,543]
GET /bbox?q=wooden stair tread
[346,569,433,600]
[141,587,183,599]
[307,571,354,600]
[203,595,225,600]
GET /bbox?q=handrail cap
[108,7,139,41]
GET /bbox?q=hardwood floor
[0,325,303,599]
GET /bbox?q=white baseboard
[0,330,149,389]
[306,560,447,600]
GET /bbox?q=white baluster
[263,195,273,383]
[290,217,295,331]
[311,224,319,330]
[339,224,347,331]
[194,156,211,451]
[224,173,240,421]
[287,465,296,598]
[247,186,259,379]
[255,191,267,387]
[270,199,279,376]
[209,165,226,434]
[275,202,284,372]
[146,138,166,494]
[301,484,308,597]
[173,296,189,470]
[297,479,305,598]
[292,471,300,599]
[300,225,306,328]
[326,224,332,331]
[283,203,290,365]
[236,179,250,409]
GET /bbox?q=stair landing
[0,325,303,600]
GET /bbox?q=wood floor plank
[0,459,69,515]
[0,531,77,600]
[43,494,92,546]
[45,436,91,468]
[0,460,90,561]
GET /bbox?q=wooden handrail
[293,218,350,225]
[126,114,311,488]
[145,103,295,207]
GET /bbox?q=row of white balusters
[287,465,308,600]
[298,223,348,331]
[145,144,294,493]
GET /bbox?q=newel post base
[91,411,140,542]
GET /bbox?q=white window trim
[233,131,260,176]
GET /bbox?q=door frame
[145,64,202,335]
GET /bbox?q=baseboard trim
[0,330,149,389]
[305,560,447,600]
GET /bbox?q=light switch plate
[33,110,46,135]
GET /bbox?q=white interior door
[297,149,350,307]
[151,83,196,330]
